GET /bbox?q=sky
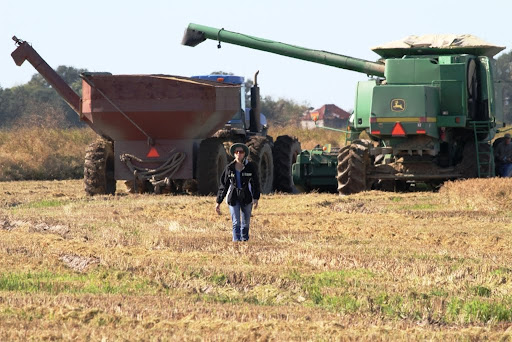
[1,0,511,112]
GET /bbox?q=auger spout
[182,23,385,77]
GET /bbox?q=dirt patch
[59,254,100,272]
[30,222,70,236]
[331,201,385,214]
[0,217,70,237]
[0,218,25,231]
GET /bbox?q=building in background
[301,104,351,129]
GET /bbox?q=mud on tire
[337,139,371,195]
[84,138,116,196]
[247,136,274,194]
[197,137,228,195]
[273,135,301,193]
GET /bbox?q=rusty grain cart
[11,37,251,195]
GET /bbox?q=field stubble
[1,178,512,340]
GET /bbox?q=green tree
[260,96,309,126]
[0,66,87,128]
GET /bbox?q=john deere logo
[391,99,406,112]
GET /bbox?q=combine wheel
[197,137,228,195]
[84,138,116,196]
[273,135,301,193]
[247,136,274,194]
[336,139,371,195]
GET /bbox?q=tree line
[0,66,87,128]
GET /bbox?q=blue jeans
[229,201,253,241]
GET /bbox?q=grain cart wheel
[197,137,228,195]
[247,136,274,194]
[84,138,116,196]
[337,139,371,195]
[273,135,301,193]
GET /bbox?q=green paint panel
[353,80,376,130]
[292,150,338,191]
[385,59,441,84]
[370,85,439,138]
[372,85,439,118]
[437,115,466,127]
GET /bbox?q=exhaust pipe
[249,71,261,133]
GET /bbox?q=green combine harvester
[183,24,506,194]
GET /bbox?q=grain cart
[182,24,506,194]
[11,36,299,195]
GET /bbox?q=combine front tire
[84,138,116,196]
[247,136,274,194]
[337,139,371,195]
[197,137,228,195]
[273,135,301,193]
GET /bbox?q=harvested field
[1,178,512,340]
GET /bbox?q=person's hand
[253,199,258,209]
[215,203,221,215]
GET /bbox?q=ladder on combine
[470,121,494,178]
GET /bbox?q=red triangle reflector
[391,122,406,136]
[147,146,160,158]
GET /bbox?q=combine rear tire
[337,139,371,195]
[84,138,116,196]
[247,136,274,194]
[273,135,301,193]
[197,137,228,195]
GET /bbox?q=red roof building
[303,104,351,129]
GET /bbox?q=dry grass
[2,179,512,340]
[0,127,95,181]
[0,124,341,182]
[269,125,347,149]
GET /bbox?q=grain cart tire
[247,136,274,194]
[84,138,116,196]
[197,137,228,195]
[337,139,371,195]
[273,135,301,193]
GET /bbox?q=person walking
[215,143,260,241]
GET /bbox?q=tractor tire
[84,138,116,196]
[247,136,274,194]
[197,137,228,195]
[273,135,301,193]
[337,139,371,195]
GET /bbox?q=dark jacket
[216,160,260,206]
